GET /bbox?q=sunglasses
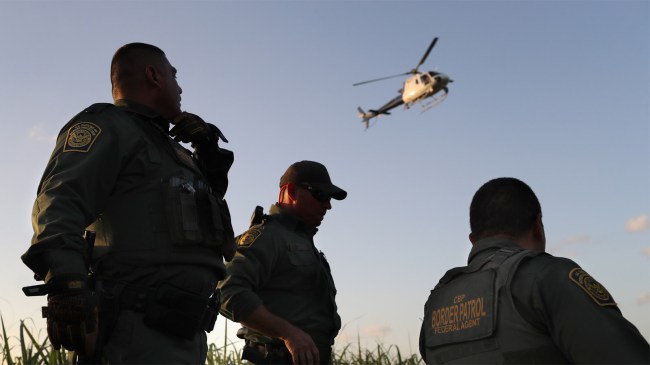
[300,184,331,202]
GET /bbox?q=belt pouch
[241,340,268,364]
[143,283,208,339]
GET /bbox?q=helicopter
[354,37,452,129]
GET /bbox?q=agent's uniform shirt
[219,204,341,347]
[22,100,233,297]
[419,238,650,364]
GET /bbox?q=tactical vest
[422,247,569,364]
[85,104,235,274]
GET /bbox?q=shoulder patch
[238,226,263,248]
[569,268,616,307]
[63,122,101,153]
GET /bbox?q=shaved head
[110,43,167,100]
[470,177,542,240]
[110,43,183,120]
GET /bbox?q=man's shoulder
[236,220,288,249]
[64,102,146,134]
[516,253,618,305]
[517,252,578,274]
[62,103,126,128]
[84,103,116,114]
[512,253,580,288]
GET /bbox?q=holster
[114,282,219,340]
[241,340,293,365]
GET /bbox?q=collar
[468,237,521,264]
[268,204,318,236]
[115,99,170,132]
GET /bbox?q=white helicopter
[355,37,452,129]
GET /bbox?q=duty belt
[101,281,220,338]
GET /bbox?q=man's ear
[469,233,477,245]
[285,183,298,202]
[144,65,161,89]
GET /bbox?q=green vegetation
[2,316,422,365]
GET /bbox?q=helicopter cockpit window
[420,74,431,85]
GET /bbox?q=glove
[170,112,228,145]
[170,112,211,144]
[47,291,98,356]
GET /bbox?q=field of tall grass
[1,316,423,365]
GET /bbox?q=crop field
[1,317,423,365]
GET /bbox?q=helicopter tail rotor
[357,107,377,129]
[357,107,375,119]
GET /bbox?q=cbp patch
[425,269,496,349]
[63,122,101,153]
[569,268,616,307]
[238,227,262,248]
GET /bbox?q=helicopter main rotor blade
[353,72,410,87]
[411,37,438,74]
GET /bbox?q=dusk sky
[0,0,648,357]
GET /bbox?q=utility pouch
[264,344,293,364]
[240,340,292,365]
[241,340,269,364]
[165,180,202,245]
[143,283,209,339]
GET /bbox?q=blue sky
[1,0,648,357]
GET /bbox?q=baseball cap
[279,161,347,200]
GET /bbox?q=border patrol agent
[419,177,650,364]
[219,161,346,365]
[21,43,236,364]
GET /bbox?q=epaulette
[83,103,115,114]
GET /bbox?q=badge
[238,226,262,248]
[63,122,101,153]
[569,268,616,307]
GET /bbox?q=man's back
[420,238,650,364]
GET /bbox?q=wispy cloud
[361,325,392,339]
[637,291,650,305]
[642,247,650,260]
[28,125,57,142]
[548,235,590,257]
[625,214,650,232]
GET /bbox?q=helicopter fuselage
[402,71,450,104]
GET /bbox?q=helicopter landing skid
[420,92,448,113]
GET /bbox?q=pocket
[287,250,318,266]
[164,181,202,245]
[196,191,223,247]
